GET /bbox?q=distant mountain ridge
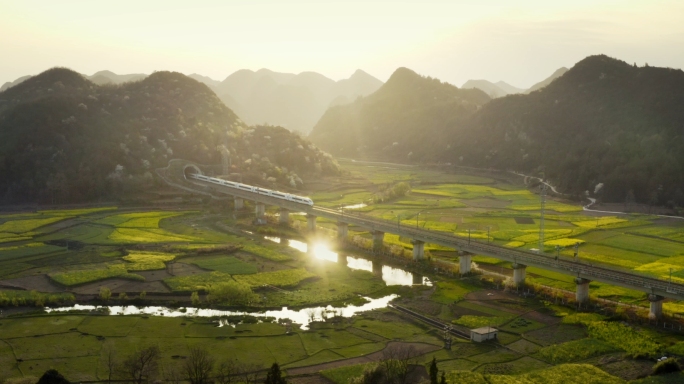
[309,55,684,206]
[212,68,384,133]
[308,67,490,158]
[462,68,568,98]
[0,68,339,203]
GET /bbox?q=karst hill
[308,55,684,205]
[0,68,339,203]
[308,67,490,159]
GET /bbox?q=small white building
[470,326,498,342]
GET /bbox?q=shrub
[653,358,681,375]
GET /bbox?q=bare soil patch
[135,269,173,282]
[466,289,512,301]
[167,262,206,277]
[598,357,653,381]
[0,274,63,292]
[521,310,561,326]
[514,217,535,225]
[70,278,171,295]
[525,324,587,346]
[396,299,442,316]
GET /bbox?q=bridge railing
[184,177,684,298]
[312,206,684,296]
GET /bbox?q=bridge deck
[189,177,684,301]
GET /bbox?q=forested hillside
[450,55,684,205]
[308,67,490,159]
[309,55,684,206]
[0,68,339,203]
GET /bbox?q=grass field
[536,338,617,363]
[1,164,684,381]
[50,264,145,286]
[0,216,68,234]
[191,256,258,274]
[123,251,176,270]
[233,268,316,288]
[164,271,233,291]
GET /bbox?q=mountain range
[308,56,684,206]
[0,68,339,203]
[461,67,568,98]
[210,68,383,134]
[308,67,491,158]
[2,69,384,135]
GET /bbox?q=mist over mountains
[308,55,684,206]
[211,68,383,134]
[0,68,339,203]
[2,55,682,207]
[461,67,568,98]
[2,68,383,135]
[308,67,490,159]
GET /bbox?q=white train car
[189,174,313,206]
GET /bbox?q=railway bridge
[158,161,684,319]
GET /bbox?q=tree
[264,362,287,384]
[99,286,111,301]
[380,343,419,384]
[215,360,238,384]
[102,341,117,382]
[429,357,438,384]
[37,369,70,384]
[161,363,184,384]
[184,346,215,384]
[440,371,447,384]
[239,363,261,384]
[120,345,161,384]
[191,291,201,306]
[207,281,255,305]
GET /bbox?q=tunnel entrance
[183,165,202,180]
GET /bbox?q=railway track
[389,304,470,340]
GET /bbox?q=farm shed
[470,327,498,342]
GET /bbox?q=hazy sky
[1,0,683,88]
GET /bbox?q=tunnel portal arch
[183,164,202,180]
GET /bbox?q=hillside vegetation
[309,55,684,206]
[450,55,684,205]
[308,67,491,159]
[0,68,338,203]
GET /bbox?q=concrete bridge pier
[575,278,591,304]
[411,240,425,261]
[372,231,385,253]
[279,208,290,225]
[336,222,349,239]
[459,252,472,275]
[412,273,424,285]
[306,214,317,233]
[649,294,664,320]
[512,263,527,286]
[255,202,265,218]
[234,197,244,211]
[338,253,347,266]
[372,260,383,277]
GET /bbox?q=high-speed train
[190,174,314,206]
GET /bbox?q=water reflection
[264,237,431,287]
[44,294,398,330]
